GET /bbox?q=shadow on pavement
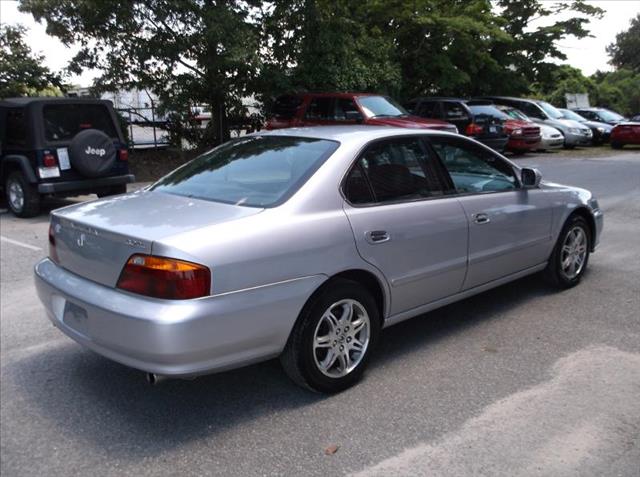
[12,272,557,460]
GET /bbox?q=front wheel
[544,215,591,288]
[5,171,41,218]
[280,279,381,393]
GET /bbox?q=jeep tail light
[43,152,58,168]
[48,224,59,263]
[117,254,211,300]
[465,123,484,136]
[118,149,129,161]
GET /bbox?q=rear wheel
[5,171,40,218]
[544,215,591,289]
[280,279,381,393]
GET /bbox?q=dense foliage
[0,24,64,97]
[7,0,638,145]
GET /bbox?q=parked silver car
[35,127,603,392]
[537,123,565,150]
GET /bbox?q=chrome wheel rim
[560,226,588,279]
[7,180,24,212]
[313,299,370,378]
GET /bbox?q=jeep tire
[68,129,117,178]
[5,171,41,218]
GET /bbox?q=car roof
[253,125,458,142]
[277,92,380,100]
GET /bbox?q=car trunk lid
[50,190,263,287]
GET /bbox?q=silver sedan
[35,126,603,392]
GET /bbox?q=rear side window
[43,104,117,142]
[344,137,449,204]
[5,108,27,147]
[305,97,333,120]
[430,138,517,194]
[270,95,303,119]
[151,136,339,208]
[443,102,469,121]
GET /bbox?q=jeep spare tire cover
[68,129,117,178]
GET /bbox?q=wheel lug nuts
[340,345,344,351]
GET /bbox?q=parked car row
[266,92,639,151]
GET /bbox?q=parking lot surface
[1,149,639,476]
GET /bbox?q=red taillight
[117,254,211,300]
[43,152,58,168]
[48,224,59,263]
[465,123,484,135]
[118,149,129,161]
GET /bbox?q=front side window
[151,136,339,207]
[430,139,517,194]
[344,137,448,204]
[418,101,439,118]
[43,104,118,142]
[334,99,362,121]
[519,102,544,119]
[537,101,564,120]
[598,109,625,121]
[443,102,470,121]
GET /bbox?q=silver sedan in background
[35,126,603,392]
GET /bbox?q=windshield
[598,109,625,121]
[560,109,587,122]
[538,101,564,120]
[469,105,510,120]
[501,107,529,121]
[358,96,408,118]
[150,136,339,207]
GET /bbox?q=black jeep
[0,97,134,217]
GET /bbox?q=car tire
[280,279,381,393]
[544,215,591,289]
[5,171,41,218]
[611,142,623,149]
[97,184,127,198]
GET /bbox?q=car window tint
[5,108,27,147]
[344,164,374,204]
[270,95,303,119]
[334,99,361,121]
[353,138,446,204]
[431,139,517,194]
[520,102,544,119]
[418,102,439,118]
[151,136,339,208]
[443,102,469,120]
[43,104,118,142]
[305,98,333,120]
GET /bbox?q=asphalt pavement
[1,148,639,477]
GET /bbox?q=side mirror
[345,110,364,123]
[521,167,542,188]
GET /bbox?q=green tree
[606,14,640,73]
[592,69,640,116]
[20,0,262,147]
[0,24,64,98]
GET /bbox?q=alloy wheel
[560,226,588,279]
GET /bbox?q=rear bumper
[38,174,135,194]
[476,136,509,152]
[35,258,325,376]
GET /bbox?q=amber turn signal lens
[117,254,211,300]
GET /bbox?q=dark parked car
[610,121,640,149]
[0,97,134,217]
[404,98,510,152]
[266,93,458,133]
[558,108,613,145]
[570,107,626,126]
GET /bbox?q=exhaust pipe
[146,372,169,385]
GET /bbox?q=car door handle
[473,213,491,224]
[366,230,390,244]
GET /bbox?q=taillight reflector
[118,149,129,161]
[465,123,484,135]
[43,153,58,168]
[117,254,211,300]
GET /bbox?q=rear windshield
[150,136,339,207]
[469,105,510,120]
[43,104,118,142]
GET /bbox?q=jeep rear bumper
[38,174,135,194]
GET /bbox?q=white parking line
[0,236,43,251]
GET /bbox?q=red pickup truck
[266,93,458,133]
